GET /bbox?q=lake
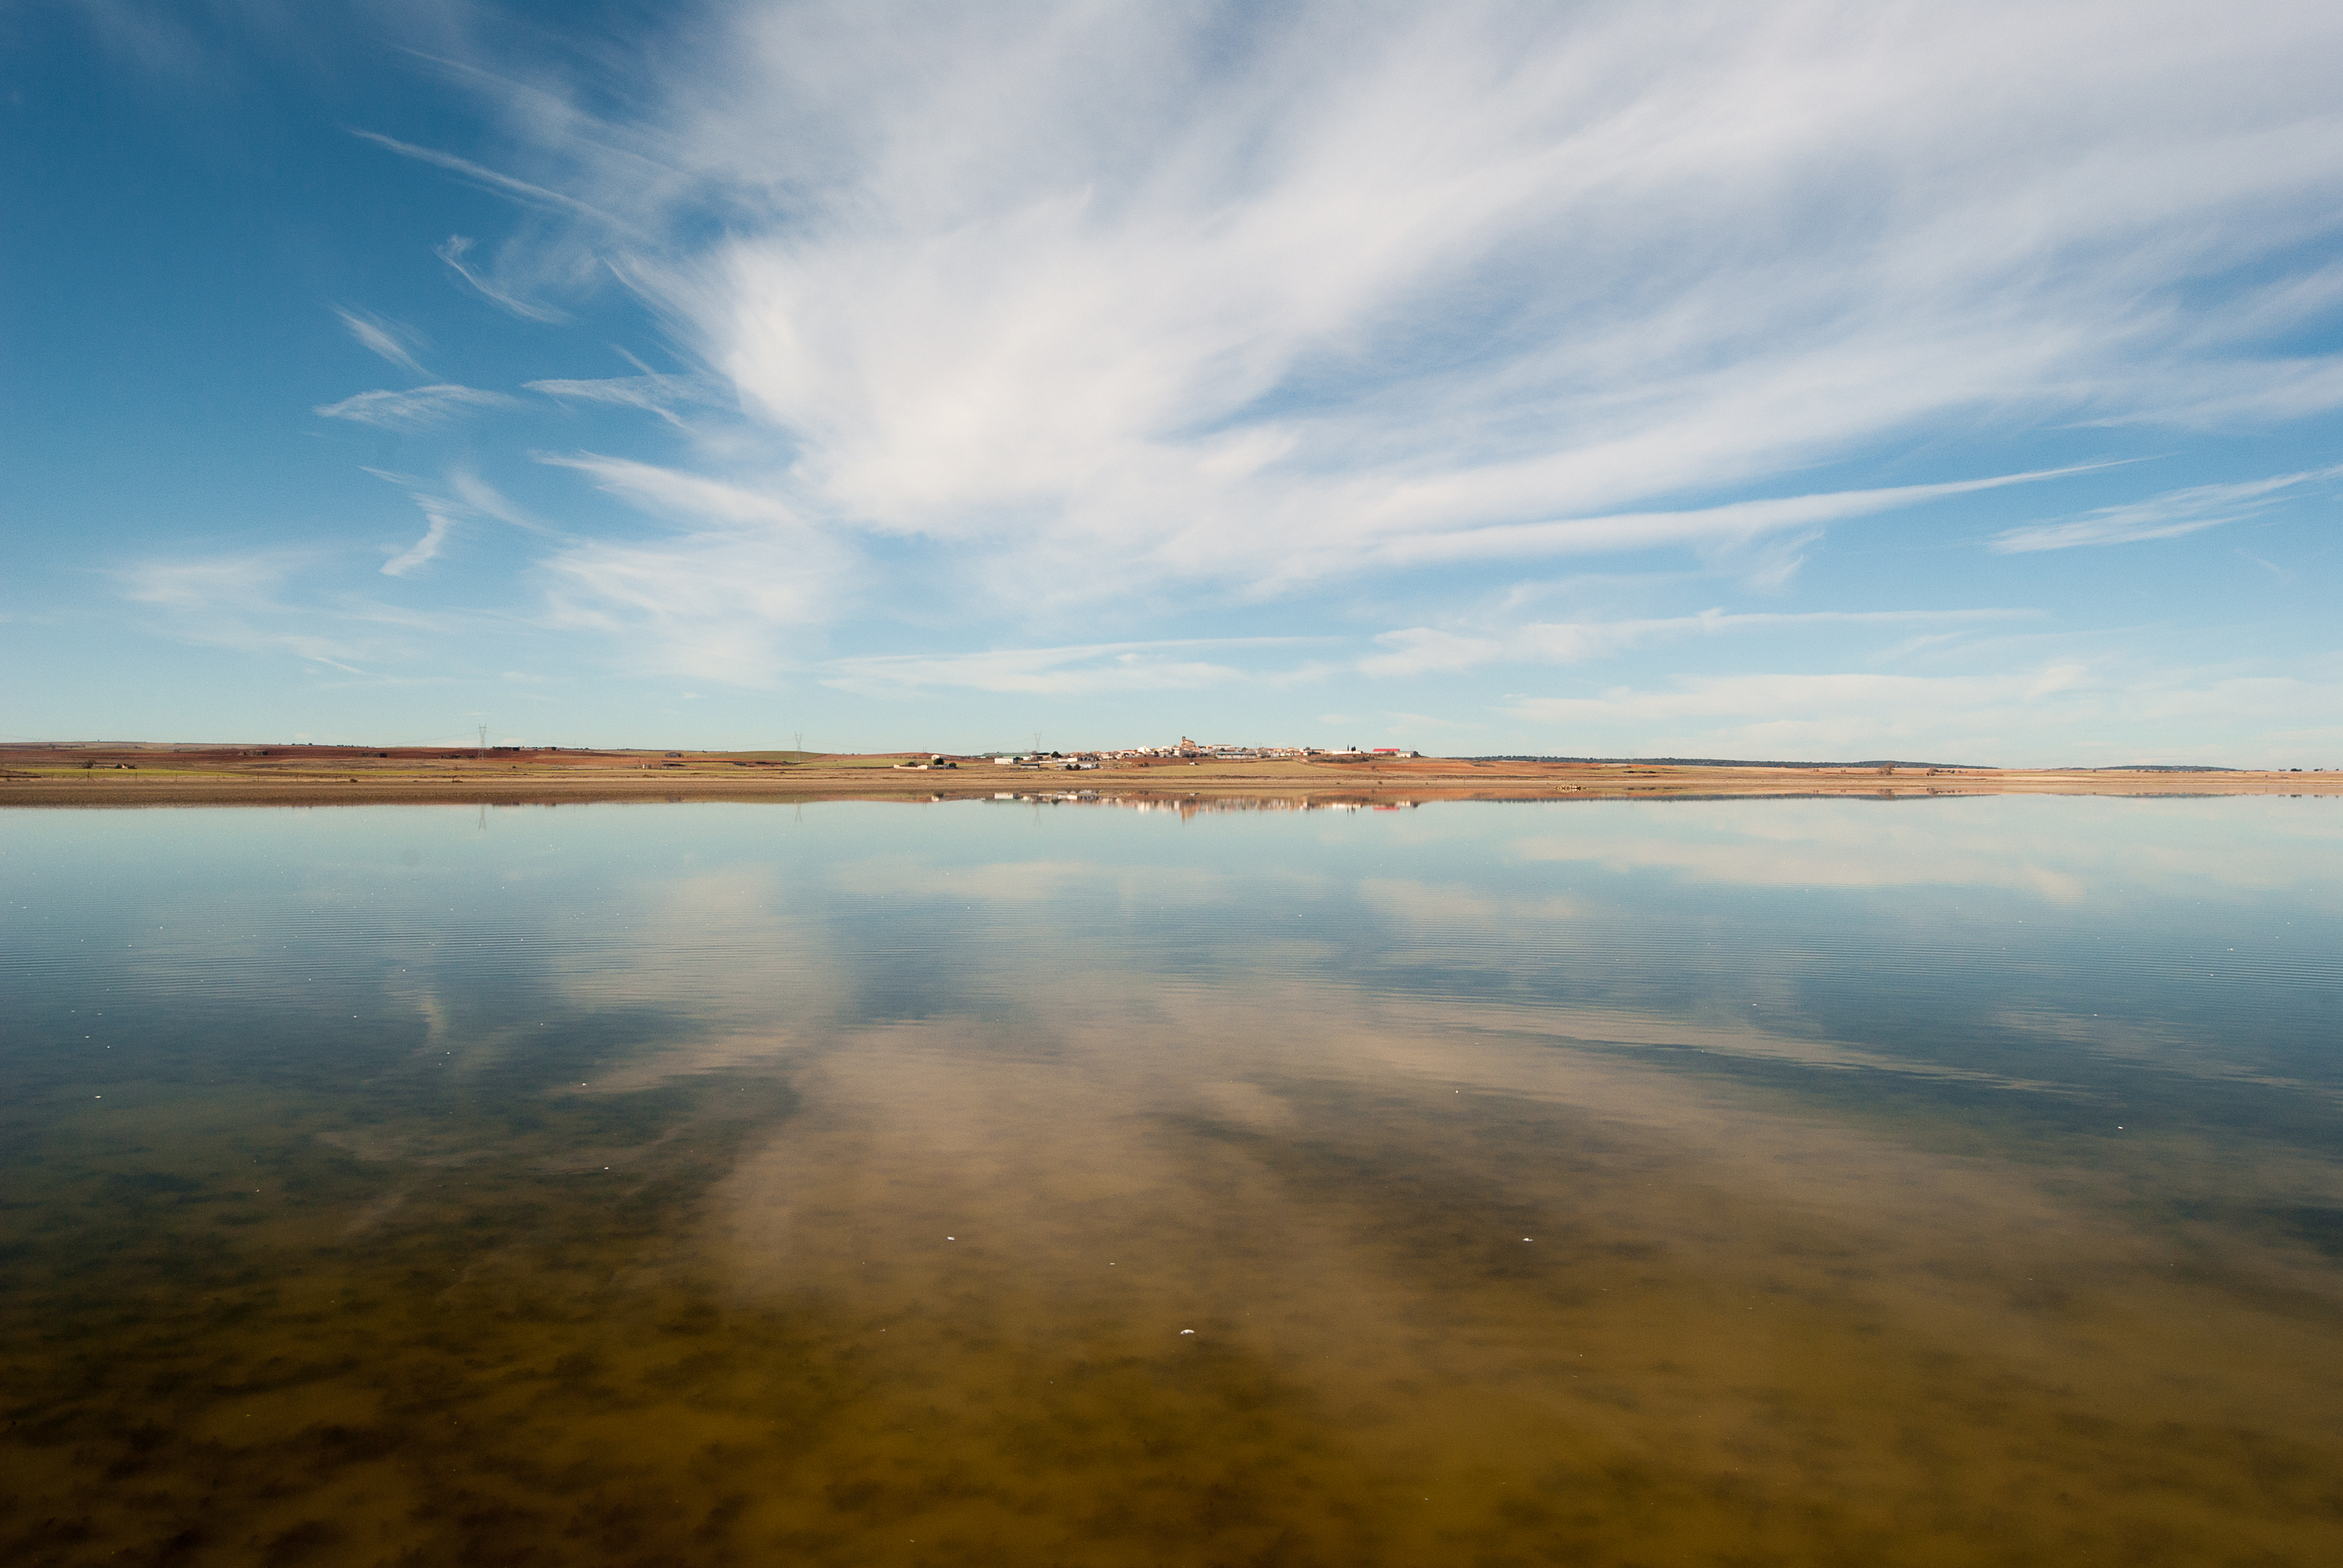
[4,795,2340,1566]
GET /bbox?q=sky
[4,1,2341,763]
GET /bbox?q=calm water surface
[4,796,2341,1566]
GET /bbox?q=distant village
[895,737,1421,772]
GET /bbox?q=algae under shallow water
[4,797,2341,1565]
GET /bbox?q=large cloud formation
[396,2,2339,619]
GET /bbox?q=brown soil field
[1,742,2335,808]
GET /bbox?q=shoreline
[3,745,2335,808]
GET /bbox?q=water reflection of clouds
[480,804,2343,1119]
[1993,1006,2343,1103]
[716,1013,2342,1561]
[700,965,2343,1508]
[702,973,2322,1422]
[606,921,2035,1177]
[1510,798,2343,904]
[825,853,1254,910]
[543,866,833,1005]
[65,797,2316,1186]
[1449,998,2077,1092]
[522,864,844,1087]
[1519,827,2089,901]
[18,799,2343,1552]
[1355,877,1583,929]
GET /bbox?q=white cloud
[351,130,626,229]
[820,640,1294,697]
[382,512,454,577]
[433,235,568,324]
[334,307,428,374]
[536,452,798,525]
[116,553,377,672]
[396,0,2343,653]
[1501,659,2343,766]
[313,383,516,431]
[444,469,559,536]
[527,372,716,429]
[360,467,561,582]
[1360,629,1505,678]
[184,1,2338,732]
[536,530,848,684]
[113,535,507,681]
[117,552,300,613]
[1367,608,2035,676]
[1355,469,2105,573]
[525,454,854,681]
[1990,467,2343,552]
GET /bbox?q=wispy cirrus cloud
[350,129,626,229]
[117,552,303,613]
[537,531,850,684]
[1989,467,2343,552]
[445,469,559,536]
[396,2,2343,635]
[433,235,568,324]
[314,383,516,431]
[528,353,719,430]
[822,640,1310,697]
[1362,608,2037,678]
[362,466,560,555]
[523,453,853,681]
[382,512,454,577]
[116,552,379,673]
[341,466,568,590]
[1360,469,2109,572]
[527,374,706,429]
[333,307,428,374]
[1501,659,2343,765]
[535,452,798,524]
[113,540,517,683]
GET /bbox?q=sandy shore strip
[2,743,2336,808]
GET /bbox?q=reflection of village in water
[986,790,1418,817]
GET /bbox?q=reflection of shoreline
[986,791,1419,817]
[5,779,2330,809]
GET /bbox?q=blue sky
[5,2,2341,762]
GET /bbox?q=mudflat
[2,742,2333,807]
